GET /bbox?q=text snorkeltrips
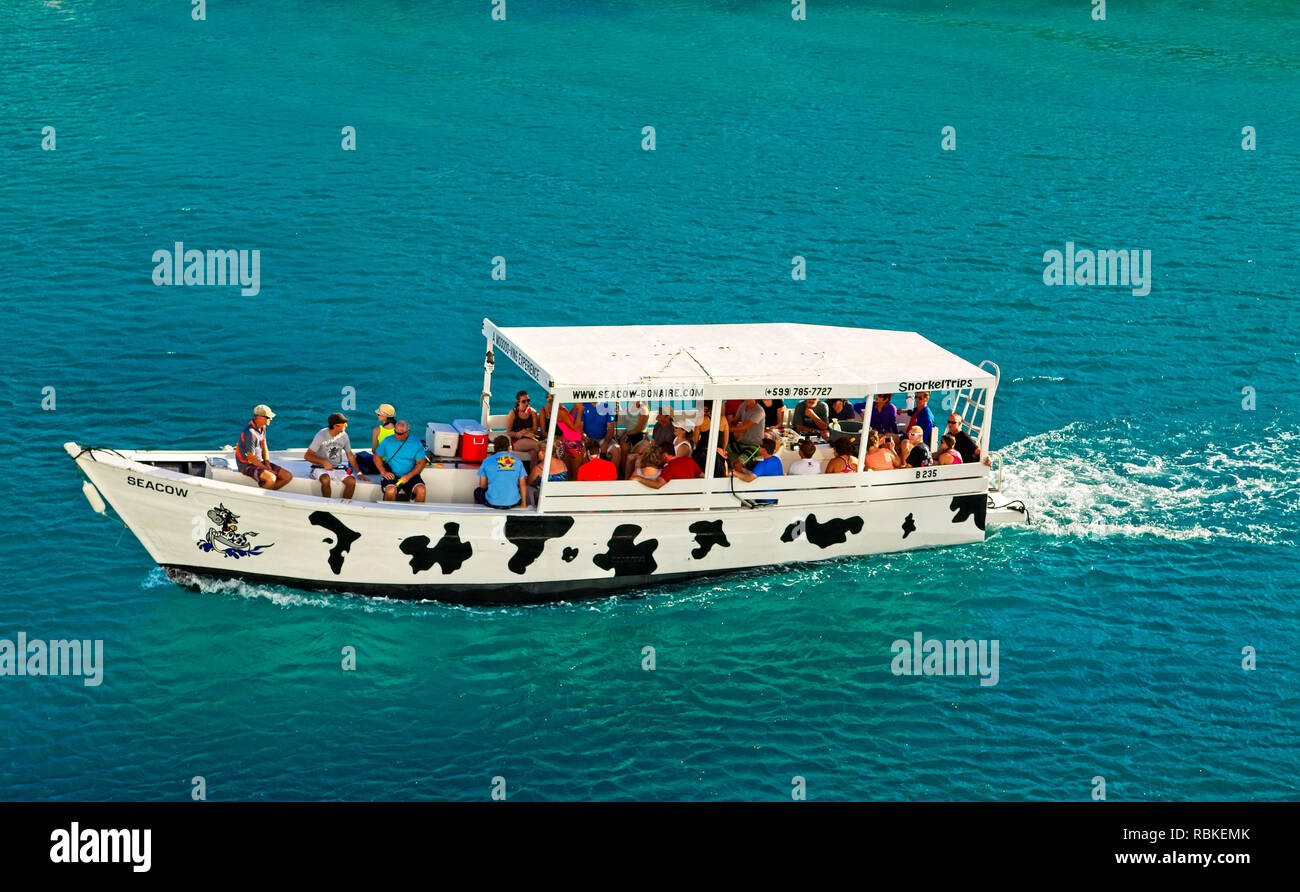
[0,633,103,687]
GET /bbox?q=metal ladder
[951,360,1000,489]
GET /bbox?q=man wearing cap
[305,413,368,499]
[374,420,428,502]
[235,405,293,490]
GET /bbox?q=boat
[66,320,1028,605]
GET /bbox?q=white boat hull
[68,443,994,605]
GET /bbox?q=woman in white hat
[355,403,397,475]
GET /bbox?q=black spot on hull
[781,518,805,542]
[504,515,575,575]
[901,513,916,539]
[782,513,863,549]
[593,524,658,576]
[688,520,730,559]
[400,522,473,575]
[308,511,361,575]
[562,547,578,563]
[949,494,987,531]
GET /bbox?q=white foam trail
[997,423,1296,545]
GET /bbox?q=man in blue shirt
[476,436,528,509]
[579,401,615,443]
[375,420,428,502]
[911,391,936,446]
[719,437,783,503]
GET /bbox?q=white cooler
[426,422,459,458]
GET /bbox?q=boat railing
[538,462,987,513]
[986,451,1003,492]
[951,360,999,455]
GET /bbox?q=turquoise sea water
[1,1,1297,800]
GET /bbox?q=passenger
[631,444,666,489]
[761,398,785,428]
[539,394,581,443]
[650,405,676,451]
[936,434,964,465]
[869,394,899,446]
[475,435,528,509]
[824,436,858,473]
[617,400,651,446]
[608,400,650,474]
[899,425,932,468]
[355,403,396,475]
[527,438,569,506]
[864,430,900,471]
[235,404,293,490]
[661,453,704,481]
[305,412,368,499]
[579,399,615,446]
[541,394,585,476]
[576,437,618,481]
[787,439,821,475]
[828,397,859,424]
[627,406,676,478]
[374,420,427,502]
[728,398,766,467]
[718,437,783,503]
[506,390,541,460]
[692,402,729,478]
[670,418,695,460]
[911,391,936,445]
[792,398,831,438]
[946,414,982,464]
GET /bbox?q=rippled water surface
[1,0,1296,800]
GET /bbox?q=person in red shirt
[576,438,618,481]
[661,455,703,482]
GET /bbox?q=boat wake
[997,421,1296,546]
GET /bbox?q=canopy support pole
[701,398,723,496]
[480,341,495,428]
[535,391,561,513]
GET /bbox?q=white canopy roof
[484,319,995,400]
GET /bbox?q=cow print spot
[308,511,361,575]
[400,523,473,575]
[901,513,916,539]
[688,520,729,559]
[593,524,658,576]
[503,515,575,575]
[562,547,578,563]
[949,494,987,531]
[782,513,863,549]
